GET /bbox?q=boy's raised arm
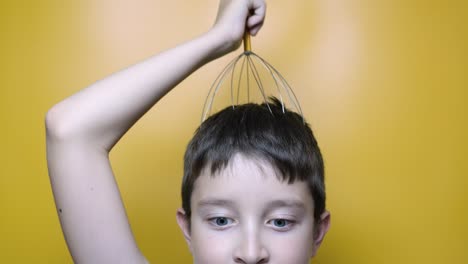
[45,0,265,263]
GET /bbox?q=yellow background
[1,0,467,263]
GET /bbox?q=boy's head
[177,98,330,263]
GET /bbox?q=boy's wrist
[204,27,241,61]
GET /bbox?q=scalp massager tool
[201,32,304,122]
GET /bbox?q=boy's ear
[176,208,193,253]
[310,210,331,258]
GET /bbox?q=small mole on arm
[59,208,62,213]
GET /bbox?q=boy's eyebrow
[265,199,306,210]
[197,198,236,208]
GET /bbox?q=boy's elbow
[45,106,74,141]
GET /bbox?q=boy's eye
[272,219,288,227]
[267,219,294,230]
[209,217,234,227]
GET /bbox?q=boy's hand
[212,0,266,54]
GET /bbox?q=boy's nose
[233,234,270,263]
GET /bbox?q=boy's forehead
[191,154,314,210]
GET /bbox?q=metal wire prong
[202,53,244,121]
[251,53,304,119]
[250,53,285,113]
[202,56,237,120]
[236,56,247,105]
[229,53,244,109]
[246,54,250,102]
[247,55,272,114]
[272,66,304,119]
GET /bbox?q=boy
[45,0,330,263]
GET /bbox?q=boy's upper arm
[46,127,148,264]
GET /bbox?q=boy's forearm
[46,29,228,151]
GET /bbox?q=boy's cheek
[262,231,316,263]
[190,221,235,263]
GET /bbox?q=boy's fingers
[247,0,266,36]
[247,14,264,28]
[249,0,266,18]
[249,23,263,36]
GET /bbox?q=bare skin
[46,1,267,263]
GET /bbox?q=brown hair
[182,98,326,223]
